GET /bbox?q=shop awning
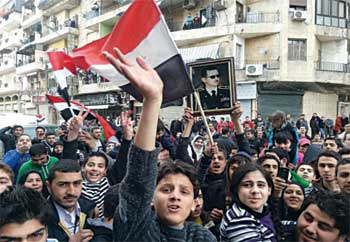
[179,44,220,64]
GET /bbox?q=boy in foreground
[104,48,216,241]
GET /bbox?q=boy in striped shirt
[81,152,110,218]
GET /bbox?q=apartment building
[0,0,349,123]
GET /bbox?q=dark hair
[103,184,120,220]
[271,111,285,122]
[17,170,43,186]
[296,162,314,173]
[270,148,290,164]
[53,140,64,147]
[229,163,282,238]
[90,127,100,133]
[200,66,219,78]
[230,163,274,203]
[83,151,109,168]
[257,154,281,170]
[275,132,292,144]
[13,125,24,130]
[301,190,350,236]
[324,136,338,146]
[47,159,81,183]
[221,126,230,135]
[157,161,199,198]
[35,126,45,132]
[282,182,305,200]
[46,131,56,137]
[224,153,252,206]
[0,162,14,184]
[29,143,48,156]
[343,131,350,141]
[336,158,350,176]
[0,187,51,228]
[245,129,255,135]
[316,150,341,165]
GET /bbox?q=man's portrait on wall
[188,58,236,116]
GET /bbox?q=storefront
[74,91,129,118]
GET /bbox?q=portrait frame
[187,58,237,116]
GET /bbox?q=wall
[321,40,348,63]
[302,91,338,120]
[245,34,280,62]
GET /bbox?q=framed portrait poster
[187,58,237,116]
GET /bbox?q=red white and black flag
[46,95,116,140]
[47,0,193,105]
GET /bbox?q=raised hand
[181,107,194,138]
[120,111,134,141]
[103,48,163,102]
[79,130,96,150]
[230,101,243,122]
[67,109,89,141]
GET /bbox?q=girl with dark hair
[279,182,305,241]
[224,153,252,209]
[220,163,279,242]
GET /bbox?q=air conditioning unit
[246,64,263,76]
[292,10,307,21]
[213,0,227,11]
[183,0,196,10]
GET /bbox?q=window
[316,0,346,27]
[288,39,307,61]
[290,0,307,10]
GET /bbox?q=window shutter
[290,0,307,7]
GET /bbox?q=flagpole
[193,92,214,145]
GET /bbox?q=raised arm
[103,48,163,241]
[107,111,134,185]
[175,108,195,165]
[231,102,251,154]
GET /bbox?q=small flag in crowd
[47,0,193,106]
[47,52,77,105]
[46,95,116,140]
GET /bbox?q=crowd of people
[0,48,349,242]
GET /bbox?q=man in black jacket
[0,125,24,153]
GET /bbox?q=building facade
[0,0,349,123]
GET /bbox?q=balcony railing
[316,15,347,28]
[165,18,216,32]
[316,61,350,72]
[235,60,280,70]
[237,12,280,24]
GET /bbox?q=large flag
[72,0,193,104]
[47,95,116,140]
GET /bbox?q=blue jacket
[3,149,31,181]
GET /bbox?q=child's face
[297,164,315,183]
[238,170,271,213]
[83,156,107,183]
[209,151,227,174]
[154,173,195,228]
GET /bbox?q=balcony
[84,3,127,31]
[38,0,80,15]
[315,61,350,85]
[0,12,22,32]
[315,24,347,41]
[39,27,79,45]
[0,38,22,54]
[16,51,47,76]
[235,12,281,38]
[22,9,43,29]
[0,60,16,75]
